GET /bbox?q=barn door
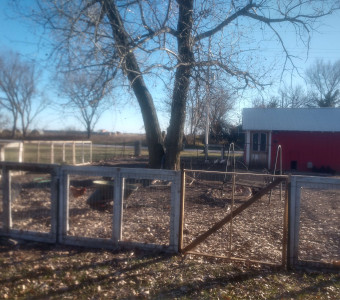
[249,132,269,169]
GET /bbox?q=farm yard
[0,156,339,299]
[1,0,340,296]
[0,132,339,299]
[1,161,339,267]
[0,240,339,299]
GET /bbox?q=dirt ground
[1,240,339,299]
[1,157,339,269]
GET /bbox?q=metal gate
[289,176,340,269]
[180,169,289,267]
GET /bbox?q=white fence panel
[0,163,58,243]
[58,165,181,252]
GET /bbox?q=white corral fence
[0,140,92,165]
[0,140,24,163]
[0,162,181,252]
[23,141,92,165]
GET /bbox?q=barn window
[252,133,259,151]
[252,132,267,152]
[260,133,267,151]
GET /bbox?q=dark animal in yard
[70,186,87,198]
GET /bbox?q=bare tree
[58,69,112,138]
[306,59,340,107]
[209,88,234,127]
[253,84,310,108]
[0,111,10,129]
[186,69,209,145]
[252,95,280,108]
[278,85,309,108]
[24,0,339,168]
[0,51,48,137]
[209,88,235,143]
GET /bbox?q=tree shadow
[270,273,340,300]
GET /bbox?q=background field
[1,132,242,165]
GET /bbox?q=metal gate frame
[179,169,289,267]
[288,175,340,269]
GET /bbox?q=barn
[242,108,340,173]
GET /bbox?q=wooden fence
[0,162,339,269]
[0,162,181,252]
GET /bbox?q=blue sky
[0,1,339,133]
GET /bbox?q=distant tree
[0,51,48,137]
[0,111,10,129]
[306,59,340,107]
[58,69,112,139]
[252,96,280,108]
[186,72,206,146]
[186,68,234,145]
[252,84,310,109]
[278,85,309,108]
[208,86,235,144]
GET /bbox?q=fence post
[50,167,60,242]
[51,142,55,164]
[178,169,185,251]
[58,169,69,243]
[62,143,66,163]
[282,176,290,269]
[82,142,85,164]
[90,142,93,163]
[0,146,4,161]
[72,142,76,165]
[134,141,141,157]
[170,171,181,252]
[113,170,123,246]
[37,142,41,163]
[288,176,300,269]
[18,142,23,163]
[19,142,24,163]
[2,166,12,233]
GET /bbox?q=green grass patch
[2,143,148,164]
[2,142,242,165]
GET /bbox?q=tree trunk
[164,0,194,170]
[103,0,164,168]
[21,119,27,138]
[11,112,18,138]
[87,124,91,139]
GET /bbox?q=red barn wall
[271,131,340,173]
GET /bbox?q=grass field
[2,141,239,164]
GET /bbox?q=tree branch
[194,2,255,42]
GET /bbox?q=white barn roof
[242,108,340,132]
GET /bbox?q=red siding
[271,131,340,172]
